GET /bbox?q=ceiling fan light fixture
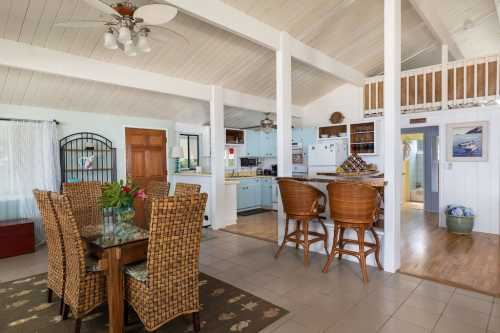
[137,32,151,53]
[118,25,132,45]
[124,42,138,57]
[103,29,118,50]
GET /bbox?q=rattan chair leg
[318,219,330,256]
[322,223,339,273]
[62,304,70,320]
[192,312,200,332]
[338,227,345,260]
[302,220,310,266]
[275,217,290,259]
[47,288,53,303]
[74,318,81,333]
[59,298,64,315]
[370,227,383,270]
[295,221,301,249]
[356,226,369,283]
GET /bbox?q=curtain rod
[0,118,59,125]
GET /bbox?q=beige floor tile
[0,246,47,283]
[369,286,412,304]
[413,282,454,303]
[292,306,345,331]
[442,303,490,329]
[488,316,500,333]
[455,288,495,302]
[449,293,493,314]
[404,293,447,314]
[434,316,485,333]
[379,318,431,333]
[394,304,441,330]
[493,303,500,318]
[355,294,401,315]
[271,319,316,333]
[257,314,293,333]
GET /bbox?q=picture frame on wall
[446,121,489,162]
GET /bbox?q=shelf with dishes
[317,121,378,155]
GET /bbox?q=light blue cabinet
[260,129,277,157]
[292,127,302,144]
[244,130,260,157]
[302,127,316,148]
[260,178,273,207]
[237,178,261,211]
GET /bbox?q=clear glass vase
[114,206,135,227]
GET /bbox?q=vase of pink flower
[101,179,146,226]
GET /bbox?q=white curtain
[0,120,60,244]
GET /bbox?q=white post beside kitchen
[383,0,402,272]
[210,85,225,230]
[276,31,293,244]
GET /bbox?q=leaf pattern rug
[0,273,288,333]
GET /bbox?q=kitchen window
[179,134,199,170]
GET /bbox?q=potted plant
[101,179,145,225]
[445,205,475,235]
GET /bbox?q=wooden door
[125,128,167,228]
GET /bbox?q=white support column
[383,0,402,273]
[441,44,449,111]
[276,31,293,244]
[210,85,225,230]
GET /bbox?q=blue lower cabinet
[261,179,273,207]
[237,179,260,211]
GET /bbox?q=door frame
[401,126,440,213]
[122,125,170,180]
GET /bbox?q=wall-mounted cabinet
[244,130,260,156]
[225,129,245,145]
[350,122,376,155]
[259,129,277,158]
[318,125,348,140]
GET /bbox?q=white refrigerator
[307,139,348,176]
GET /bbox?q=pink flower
[134,189,146,199]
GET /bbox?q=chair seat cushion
[124,261,147,282]
[85,256,101,272]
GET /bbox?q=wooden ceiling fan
[55,0,189,56]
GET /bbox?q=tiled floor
[3,230,499,332]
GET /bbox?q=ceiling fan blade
[82,0,118,16]
[145,25,190,47]
[54,20,109,28]
[241,126,263,130]
[134,4,178,25]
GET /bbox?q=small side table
[0,219,35,258]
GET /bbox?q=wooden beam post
[210,85,225,229]
[383,0,402,273]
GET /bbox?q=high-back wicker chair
[144,180,170,228]
[33,190,66,315]
[51,192,106,333]
[275,179,329,266]
[174,182,201,196]
[124,193,208,332]
[62,181,103,233]
[322,182,383,283]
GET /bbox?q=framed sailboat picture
[447,121,488,162]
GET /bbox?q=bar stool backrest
[327,182,379,224]
[278,179,324,217]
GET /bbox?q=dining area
[32,180,206,333]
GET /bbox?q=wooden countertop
[276,173,386,188]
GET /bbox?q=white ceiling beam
[495,1,500,29]
[0,38,301,115]
[163,0,365,86]
[408,0,463,60]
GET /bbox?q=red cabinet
[0,219,35,258]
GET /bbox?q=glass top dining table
[81,222,149,249]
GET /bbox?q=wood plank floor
[400,207,500,296]
[222,211,278,242]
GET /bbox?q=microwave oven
[240,157,258,167]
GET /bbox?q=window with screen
[179,134,199,170]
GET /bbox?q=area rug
[0,273,288,333]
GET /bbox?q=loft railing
[363,54,500,117]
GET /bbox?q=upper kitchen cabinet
[226,129,245,145]
[292,127,302,144]
[244,130,260,157]
[349,121,378,155]
[260,129,277,157]
[302,128,316,148]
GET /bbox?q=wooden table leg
[106,247,124,333]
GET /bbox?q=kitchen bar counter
[276,173,386,188]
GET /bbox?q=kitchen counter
[173,172,275,181]
[276,173,386,188]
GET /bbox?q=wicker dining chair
[62,181,103,233]
[51,192,106,333]
[322,182,383,283]
[275,179,329,266]
[144,180,170,228]
[174,182,201,196]
[33,190,66,315]
[124,193,208,332]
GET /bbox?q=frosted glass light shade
[137,34,151,53]
[124,42,138,57]
[103,30,118,50]
[118,26,132,45]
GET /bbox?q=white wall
[0,104,177,182]
[304,85,500,235]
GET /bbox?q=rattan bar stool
[174,182,201,196]
[322,182,383,283]
[275,179,329,266]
